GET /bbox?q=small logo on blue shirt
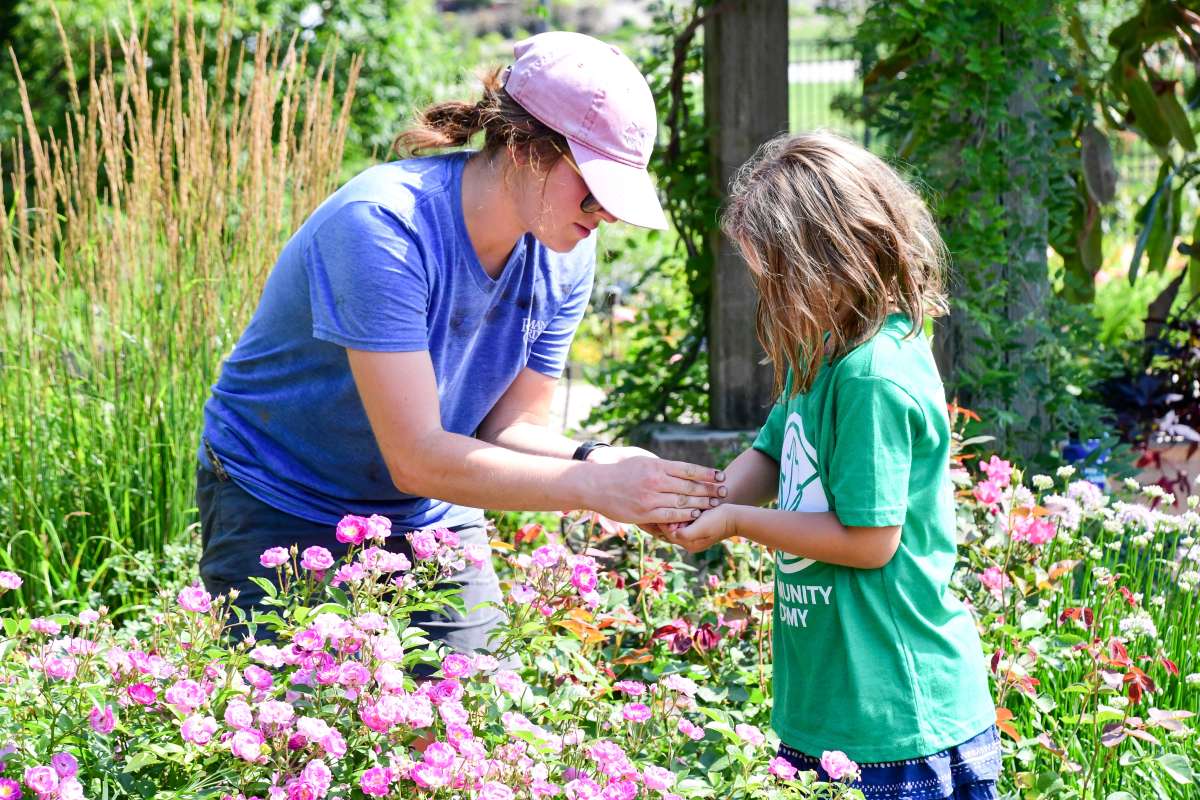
[522,318,547,341]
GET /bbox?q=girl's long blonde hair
[721,132,949,398]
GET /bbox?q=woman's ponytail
[391,67,566,164]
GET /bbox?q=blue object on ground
[1062,438,1108,489]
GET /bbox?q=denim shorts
[195,463,508,660]
[777,726,1001,800]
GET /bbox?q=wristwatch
[572,440,612,461]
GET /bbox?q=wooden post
[704,0,789,429]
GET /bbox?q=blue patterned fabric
[777,725,1001,800]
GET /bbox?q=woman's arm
[348,349,725,525]
[672,503,901,570]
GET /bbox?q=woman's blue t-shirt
[199,152,596,528]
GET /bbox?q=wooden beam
[704,0,789,429]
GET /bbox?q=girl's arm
[673,503,901,570]
[722,447,781,507]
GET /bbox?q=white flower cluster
[1117,612,1159,640]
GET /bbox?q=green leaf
[1156,754,1194,784]
[1147,185,1182,274]
[1107,792,1138,800]
[123,751,160,774]
[1129,166,1175,284]
[247,576,277,598]
[1125,71,1173,147]
[1189,214,1200,296]
[1157,87,1196,151]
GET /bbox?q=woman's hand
[670,503,738,553]
[585,457,726,526]
[585,446,727,531]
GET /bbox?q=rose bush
[1,423,1198,799]
[0,514,858,800]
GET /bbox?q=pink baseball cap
[504,31,669,230]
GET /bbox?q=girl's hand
[672,504,738,553]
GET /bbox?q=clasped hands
[583,445,733,552]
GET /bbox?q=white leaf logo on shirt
[777,412,827,575]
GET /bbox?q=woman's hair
[721,131,949,398]
[392,67,568,171]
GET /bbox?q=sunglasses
[553,144,606,215]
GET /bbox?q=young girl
[673,133,1000,799]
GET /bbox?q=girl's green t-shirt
[752,314,995,763]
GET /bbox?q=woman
[196,31,726,654]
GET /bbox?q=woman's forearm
[730,506,901,570]
[397,427,587,509]
[482,420,579,460]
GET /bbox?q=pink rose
[980,566,1011,594]
[366,514,392,541]
[477,782,514,800]
[293,628,325,652]
[243,665,274,691]
[337,661,371,688]
[230,729,265,762]
[165,679,207,712]
[0,571,22,591]
[768,756,797,780]
[258,700,295,727]
[531,544,564,568]
[820,750,860,782]
[42,656,77,681]
[177,584,212,613]
[24,766,58,796]
[301,760,332,795]
[409,531,438,560]
[78,609,100,625]
[260,547,290,568]
[50,752,78,779]
[408,763,446,790]
[336,515,370,545]
[463,542,490,568]
[359,766,391,796]
[285,780,317,800]
[980,455,1013,488]
[332,563,364,586]
[300,546,334,572]
[422,741,456,769]
[58,777,84,800]
[434,528,459,548]
[734,723,765,747]
[441,653,473,679]
[224,700,254,730]
[492,669,524,694]
[30,618,61,636]
[509,584,537,604]
[678,718,705,741]
[973,480,1002,506]
[319,729,347,759]
[127,683,157,705]
[181,714,218,745]
[621,703,651,723]
[296,716,331,742]
[614,680,645,697]
[89,704,116,734]
[641,766,675,791]
[571,565,598,594]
